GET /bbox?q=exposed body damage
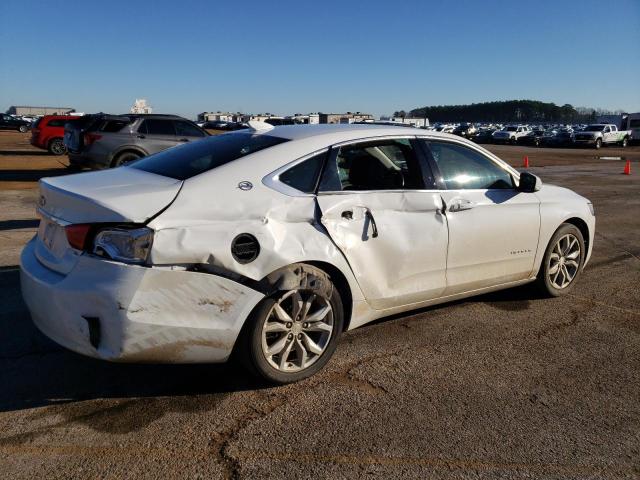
[21,238,264,363]
[20,124,595,375]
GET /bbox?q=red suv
[31,115,79,155]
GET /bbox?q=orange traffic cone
[623,159,631,175]
[523,156,530,168]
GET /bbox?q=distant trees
[399,100,622,123]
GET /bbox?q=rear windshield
[130,132,289,180]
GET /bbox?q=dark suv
[64,114,208,169]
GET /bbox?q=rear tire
[536,223,585,297]
[237,265,344,384]
[48,138,66,156]
[112,151,141,167]
[621,137,628,148]
[510,136,517,145]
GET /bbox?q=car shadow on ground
[0,168,71,182]
[0,219,40,231]
[0,151,50,157]
[0,267,544,413]
[0,268,272,413]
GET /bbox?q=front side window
[319,138,424,192]
[427,141,513,190]
[130,133,289,180]
[174,120,205,137]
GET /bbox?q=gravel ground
[0,131,638,479]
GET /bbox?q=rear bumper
[20,238,265,363]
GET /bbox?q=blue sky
[1,0,638,119]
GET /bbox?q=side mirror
[518,171,542,192]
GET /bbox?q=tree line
[393,100,625,123]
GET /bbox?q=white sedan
[20,123,595,383]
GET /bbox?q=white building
[391,117,429,128]
[130,99,152,114]
[198,111,245,122]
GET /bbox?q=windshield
[584,125,605,131]
[130,132,289,180]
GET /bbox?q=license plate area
[38,217,68,257]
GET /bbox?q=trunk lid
[35,167,182,274]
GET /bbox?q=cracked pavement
[0,132,639,479]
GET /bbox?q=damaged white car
[21,123,595,383]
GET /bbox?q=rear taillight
[84,133,102,145]
[65,224,92,250]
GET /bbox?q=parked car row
[458,123,633,149]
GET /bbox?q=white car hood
[39,167,183,224]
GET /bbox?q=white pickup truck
[492,125,531,144]
[573,124,632,149]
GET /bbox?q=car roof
[253,123,453,142]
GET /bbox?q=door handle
[449,199,474,212]
[364,208,378,238]
[178,138,189,142]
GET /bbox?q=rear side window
[319,138,424,192]
[279,151,326,193]
[46,119,69,127]
[174,120,205,137]
[130,133,289,180]
[99,120,130,132]
[139,119,175,135]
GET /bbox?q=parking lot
[0,130,639,478]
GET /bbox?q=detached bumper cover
[20,238,265,363]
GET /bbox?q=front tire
[594,138,602,149]
[536,223,585,297]
[621,137,628,148]
[238,267,343,384]
[18,125,28,133]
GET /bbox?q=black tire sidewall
[537,223,585,297]
[113,152,140,167]
[49,138,66,155]
[241,284,344,384]
[19,125,28,133]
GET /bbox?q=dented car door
[316,137,448,310]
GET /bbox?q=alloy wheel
[548,233,581,289]
[51,140,66,155]
[261,289,334,373]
